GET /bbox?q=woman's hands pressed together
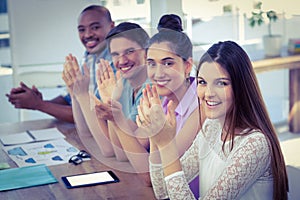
[136,84,177,149]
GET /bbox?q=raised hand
[62,54,80,96]
[150,97,177,149]
[96,59,121,103]
[136,84,152,128]
[72,62,90,99]
[137,85,177,148]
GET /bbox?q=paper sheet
[2,139,80,167]
[0,127,65,146]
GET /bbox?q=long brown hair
[197,41,288,200]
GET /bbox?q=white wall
[2,0,102,122]
[0,68,19,123]
[7,0,99,88]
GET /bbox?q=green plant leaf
[267,10,278,22]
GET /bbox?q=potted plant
[249,1,282,57]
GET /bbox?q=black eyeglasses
[69,150,91,165]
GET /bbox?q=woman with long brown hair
[138,40,289,199]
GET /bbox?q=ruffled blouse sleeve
[149,131,201,199]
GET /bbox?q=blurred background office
[0,0,300,124]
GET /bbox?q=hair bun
[157,14,183,32]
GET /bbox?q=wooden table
[252,53,300,133]
[0,119,156,200]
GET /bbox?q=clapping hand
[62,53,90,99]
[96,59,122,103]
[72,62,90,99]
[62,54,80,96]
[136,84,177,148]
[92,93,123,122]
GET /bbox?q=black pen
[26,130,36,142]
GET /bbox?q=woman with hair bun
[157,14,183,32]
[101,14,201,196]
[136,14,201,198]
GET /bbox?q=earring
[185,73,190,85]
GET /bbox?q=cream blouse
[150,119,273,200]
